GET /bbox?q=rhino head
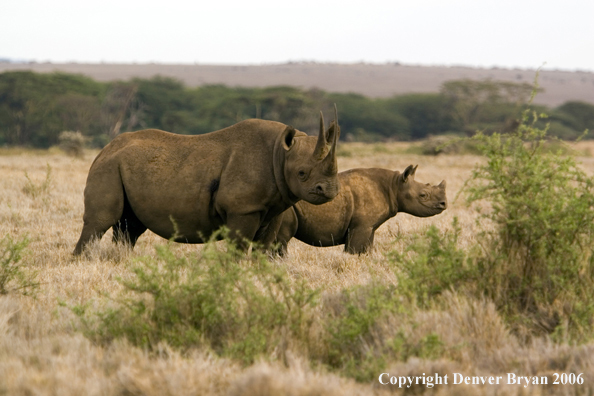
[275,109,341,205]
[395,165,447,217]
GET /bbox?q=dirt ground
[2,61,593,107]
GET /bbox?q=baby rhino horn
[438,180,446,189]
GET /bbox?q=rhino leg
[345,226,375,255]
[272,208,298,256]
[112,189,147,248]
[255,209,298,257]
[73,171,125,255]
[226,212,262,251]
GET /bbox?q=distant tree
[554,101,594,135]
[0,71,103,146]
[134,76,189,132]
[1,70,590,147]
[385,94,454,139]
[52,93,101,134]
[100,82,139,139]
[440,79,535,135]
[328,93,410,141]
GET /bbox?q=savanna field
[3,138,594,395]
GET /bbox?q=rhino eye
[419,192,428,198]
[298,170,307,180]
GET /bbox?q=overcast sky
[2,0,593,71]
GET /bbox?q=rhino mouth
[420,201,447,213]
[306,186,338,204]
[307,191,334,204]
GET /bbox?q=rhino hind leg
[112,190,147,248]
[73,169,126,256]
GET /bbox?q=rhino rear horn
[327,104,340,146]
[312,111,328,159]
[322,106,340,172]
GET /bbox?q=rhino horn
[438,180,446,189]
[322,106,340,172]
[312,111,328,160]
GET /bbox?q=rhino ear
[403,164,418,182]
[281,126,296,151]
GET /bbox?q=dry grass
[1,144,593,395]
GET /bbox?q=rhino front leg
[226,212,262,251]
[273,208,298,256]
[254,209,297,256]
[345,226,375,255]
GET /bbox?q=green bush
[322,282,399,381]
[390,109,594,342]
[388,218,476,308]
[320,280,450,382]
[72,230,319,364]
[465,110,594,341]
[0,234,37,296]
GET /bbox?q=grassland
[2,141,594,395]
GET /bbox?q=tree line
[1,70,593,148]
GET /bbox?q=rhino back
[341,169,395,229]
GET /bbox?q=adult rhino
[275,165,447,255]
[73,111,340,255]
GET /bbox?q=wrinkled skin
[275,165,447,255]
[73,112,340,255]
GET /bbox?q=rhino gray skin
[275,165,447,255]
[73,111,340,255]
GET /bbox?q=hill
[1,61,593,107]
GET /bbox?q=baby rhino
[276,165,447,254]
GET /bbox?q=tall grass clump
[391,108,594,342]
[72,230,319,364]
[22,163,52,199]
